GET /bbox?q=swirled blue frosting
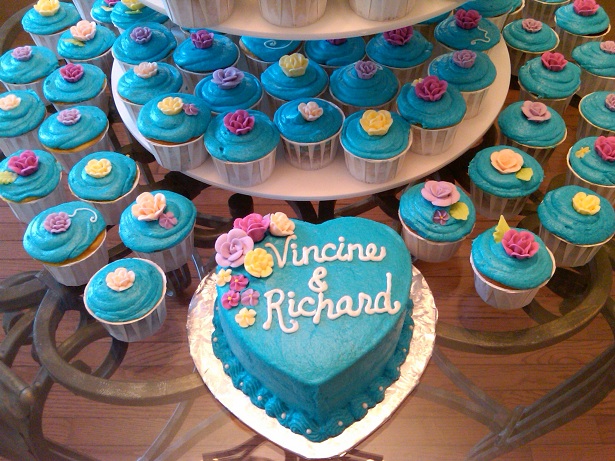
[85,258,164,322]
[579,91,615,131]
[261,60,328,101]
[568,136,615,186]
[468,145,544,197]
[110,2,168,30]
[503,19,559,53]
[195,71,262,114]
[205,109,280,162]
[434,14,501,52]
[428,50,496,92]
[497,101,566,147]
[23,201,106,263]
[304,38,366,67]
[460,0,523,17]
[329,63,399,108]
[57,23,115,60]
[274,97,344,143]
[118,189,196,252]
[0,46,58,84]
[0,90,46,137]
[38,105,108,150]
[68,151,138,201]
[174,33,239,73]
[518,56,581,98]
[555,3,610,35]
[538,185,615,244]
[419,10,451,25]
[366,31,433,69]
[0,150,62,202]
[117,62,183,105]
[471,226,553,289]
[341,110,410,160]
[21,2,80,35]
[572,42,615,77]
[43,63,106,103]
[399,182,476,242]
[112,22,176,65]
[137,93,211,143]
[239,37,302,62]
[396,81,466,129]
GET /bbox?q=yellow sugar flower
[279,53,309,77]
[33,0,60,16]
[235,307,256,328]
[122,0,144,10]
[216,268,232,286]
[244,248,273,278]
[85,158,112,178]
[572,192,600,216]
[359,110,393,136]
[157,97,184,116]
[0,171,17,184]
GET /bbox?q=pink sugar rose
[521,101,551,122]
[573,0,599,16]
[421,180,460,207]
[60,63,84,83]
[501,229,539,259]
[215,228,254,268]
[522,18,542,33]
[414,75,448,102]
[455,9,481,30]
[600,41,615,54]
[383,26,413,46]
[223,109,255,135]
[233,213,270,242]
[541,51,567,71]
[229,274,249,291]
[191,30,214,49]
[44,212,71,233]
[7,150,39,176]
[594,136,615,162]
[221,289,240,309]
[605,93,615,112]
[452,50,476,68]
[355,60,378,79]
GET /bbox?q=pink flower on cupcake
[384,26,413,46]
[452,50,476,69]
[130,26,152,45]
[11,46,32,61]
[522,18,542,33]
[233,213,270,242]
[414,76,448,102]
[541,52,567,72]
[215,228,254,268]
[501,229,539,259]
[595,136,615,162]
[60,63,84,83]
[212,67,244,90]
[8,150,39,176]
[605,93,615,111]
[229,274,249,291]
[224,109,254,135]
[421,180,460,206]
[573,0,599,16]
[355,60,378,79]
[455,9,481,30]
[57,108,81,126]
[600,41,615,54]
[521,101,551,122]
[191,30,214,49]
[44,212,71,233]
[221,289,240,309]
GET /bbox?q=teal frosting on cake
[21,2,80,35]
[396,81,466,129]
[239,37,302,62]
[468,145,544,198]
[419,10,450,25]
[471,226,553,289]
[137,93,211,143]
[195,71,262,114]
[110,2,168,30]
[117,62,183,105]
[43,63,106,103]
[572,42,615,77]
[23,201,106,263]
[537,185,615,244]
[85,258,164,322]
[0,149,62,202]
[0,90,46,137]
[118,189,196,252]
[68,151,138,201]
[274,97,343,143]
[341,110,409,160]
[212,216,413,442]
[428,50,496,92]
[90,0,114,24]
[57,23,115,60]
[205,110,280,162]
[399,182,476,242]
[174,33,239,73]
[329,63,399,107]
[304,38,366,67]
[434,14,501,52]
[518,56,581,98]
[555,3,609,35]
[498,101,566,147]
[0,46,58,84]
[38,105,108,150]
[502,19,559,52]
[366,31,433,69]
[112,22,176,65]
[580,91,615,131]
[460,0,523,17]
[261,60,328,101]
[568,136,615,186]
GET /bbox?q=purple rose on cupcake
[521,101,551,122]
[215,228,254,268]
[182,103,199,116]
[414,76,448,102]
[233,213,270,242]
[130,27,152,45]
[600,41,615,54]
[421,180,460,206]
[355,60,378,79]
[501,229,539,259]
[595,136,615,162]
[191,30,214,49]
[455,9,481,30]
[452,50,476,68]
[326,38,347,45]
[605,93,615,111]
[212,67,244,89]
[384,26,413,46]
[57,108,81,126]
[104,0,120,5]
[44,212,71,234]
[541,51,567,72]
[11,46,32,61]
[522,18,542,33]
[60,63,84,83]
[7,150,39,176]
[223,109,255,135]
[573,0,599,16]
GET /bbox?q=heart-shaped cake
[212,214,413,442]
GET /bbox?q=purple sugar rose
[522,18,542,33]
[182,103,199,116]
[605,93,615,111]
[421,180,460,206]
[384,26,413,46]
[354,60,378,79]
[11,46,32,61]
[7,150,39,176]
[104,0,120,5]
[241,288,259,307]
[600,41,615,54]
[455,9,481,30]
[233,213,270,242]
[212,67,244,90]
[191,30,214,49]
[130,27,152,45]
[44,212,71,233]
[573,0,599,16]
[215,228,254,268]
[595,136,615,162]
[541,51,567,71]
[452,50,476,68]
[229,274,249,291]
[57,108,81,126]
[501,229,539,259]
[221,290,240,309]
[414,76,448,102]
[223,109,255,135]
[60,63,84,83]
[326,38,347,45]
[521,101,551,122]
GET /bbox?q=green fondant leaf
[515,167,533,181]
[63,38,85,47]
[449,202,469,221]
[493,216,510,243]
[125,9,142,14]
[101,5,113,11]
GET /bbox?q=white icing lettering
[262,289,299,333]
[265,234,296,268]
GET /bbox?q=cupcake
[205,109,280,187]
[118,190,197,272]
[0,149,66,223]
[572,41,615,98]
[396,76,466,155]
[258,0,326,27]
[365,27,433,83]
[194,67,263,115]
[72,0,96,22]
[517,51,581,115]
[537,185,615,266]
[0,46,58,106]
[112,22,177,73]
[38,106,113,171]
[566,136,615,202]
[497,101,567,165]
[459,0,525,29]
[238,36,302,78]
[348,0,416,21]
[434,9,501,57]
[21,0,81,59]
[399,181,476,262]
[304,37,366,75]
[23,201,108,286]
[91,0,120,33]
[468,145,544,219]
[110,0,169,32]
[159,0,234,29]
[428,49,496,119]
[43,63,109,114]
[173,31,240,92]
[0,90,46,154]
[84,258,167,342]
[56,20,115,79]
[329,61,399,115]
[414,10,451,43]
[577,91,615,139]
[273,98,344,170]
[502,18,559,75]
[340,109,410,183]
[554,0,610,59]
[470,217,555,309]
[524,0,571,28]
[137,93,211,171]
[68,151,141,225]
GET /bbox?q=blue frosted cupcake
[110,0,169,32]
[566,136,615,203]
[503,18,559,75]
[43,63,109,114]
[238,36,302,78]
[578,91,615,139]
[23,201,108,286]
[460,0,524,29]
[0,46,58,106]
[554,0,610,59]
[524,0,571,28]
[304,37,366,75]
[57,20,116,78]
[112,22,177,72]
[399,181,476,262]
[572,41,615,98]
[468,145,544,218]
[274,97,344,170]
[91,0,120,32]
[434,9,501,57]
[195,67,262,115]
[0,90,46,154]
